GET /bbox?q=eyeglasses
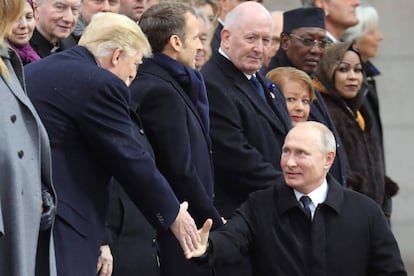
[289,34,330,49]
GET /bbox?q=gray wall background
[263,0,414,273]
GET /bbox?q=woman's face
[355,27,383,61]
[334,50,363,99]
[280,79,311,126]
[8,2,35,47]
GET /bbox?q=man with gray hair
[202,2,291,274]
[301,0,360,42]
[30,0,81,57]
[187,121,407,276]
[25,12,201,276]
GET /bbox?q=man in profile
[25,12,200,276]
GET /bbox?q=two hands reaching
[169,201,215,259]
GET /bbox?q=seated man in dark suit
[25,12,200,276]
[187,121,407,276]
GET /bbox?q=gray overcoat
[0,45,57,276]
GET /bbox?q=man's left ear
[280,33,290,51]
[169,35,182,52]
[324,151,335,170]
[111,48,123,66]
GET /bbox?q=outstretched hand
[170,201,201,256]
[185,219,213,259]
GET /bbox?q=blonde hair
[79,12,152,59]
[0,0,24,77]
[266,67,316,102]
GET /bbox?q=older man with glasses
[267,7,347,189]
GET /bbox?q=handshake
[169,201,214,260]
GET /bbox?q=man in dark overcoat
[130,3,223,276]
[25,13,200,276]
[188,121,407,276]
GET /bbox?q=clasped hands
[170,201,215,260]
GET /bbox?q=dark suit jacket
[201,52,292,218]
[25,46,180,276]
[30,28,77,58]
[107,111,159,276]
[130,57,222,276]
[209,175,407,276]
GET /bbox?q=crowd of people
[0,0,407,275]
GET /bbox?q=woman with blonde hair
[267,67,315,126]
[0,0,57,274]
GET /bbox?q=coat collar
[211,52,291,134]
[137,57,211,144]
[276,174,344,217]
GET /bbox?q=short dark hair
[139,2,195,53]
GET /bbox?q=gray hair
[296,121,336,154]
[342,6,379,42]
[195,8,210,31]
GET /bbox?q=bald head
[224,1,272,30]
[221,1,273,74]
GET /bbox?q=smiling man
[31,0,81,57]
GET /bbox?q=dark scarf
[152,52,210,133]
[8,42,40,65]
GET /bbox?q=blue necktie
[250,75,266,100]
[300,195,312,220]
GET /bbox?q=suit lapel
[216,54,290,135]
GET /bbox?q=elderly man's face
[282,27,327,75]
[80,0,120,25]
[222,12,272,75]
[280,124,332,194]
[35,0,81,43]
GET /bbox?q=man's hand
[185,219,213,259]
[97,245,113,276]
[170,201,201,256]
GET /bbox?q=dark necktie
[250,75,266,100]
[300,195,312,220]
